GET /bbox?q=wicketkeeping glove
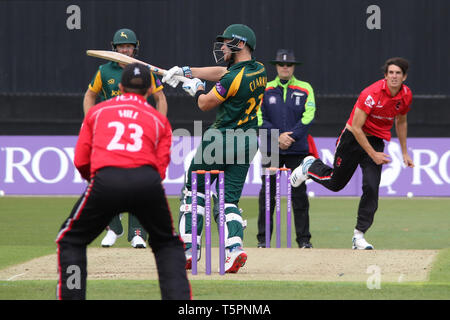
[162,66,192,88]
[182,78,206,97]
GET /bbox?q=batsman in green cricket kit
[163,24,267,273]
[83,28,168,249]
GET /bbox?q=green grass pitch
[0,196,449,300]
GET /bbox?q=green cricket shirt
[88,61,163,101]
[211,59,267,132]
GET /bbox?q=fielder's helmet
[111,28,140,54]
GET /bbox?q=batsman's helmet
[213,24,256,64]
[216,24,256,51]
[111,28,140,54]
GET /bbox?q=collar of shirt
[228,58,256,70]
[381,78,406,99]
[120,92,147,102]
[275,75,298,88]
[274,75,298,102]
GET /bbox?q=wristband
[194,89,205,104]
[182,66,193,79]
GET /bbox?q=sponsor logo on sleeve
[364,95,375,108]
[215,82,227,97]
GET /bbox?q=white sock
[354,229,364,239]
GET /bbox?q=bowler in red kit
[55,63,191,300]
[290,57,414,250]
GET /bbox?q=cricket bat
[86,50,188,83]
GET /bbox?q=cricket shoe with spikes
[225,246,247,273]
[101,230,123,247]
[352,237,374,250]
[290,156,316,187]
[184,247,201,270]
[131,235,147,248]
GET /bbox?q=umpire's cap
[270,49,302,65]
[121,63,151,89]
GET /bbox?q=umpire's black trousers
[55,166,191,300]
[257,154,311,246]
[308,129,385,233]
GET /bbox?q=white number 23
[107,121,143,152]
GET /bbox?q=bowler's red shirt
[74,93,172,180]
[347,79,412,141]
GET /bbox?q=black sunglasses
[277,63,294,67]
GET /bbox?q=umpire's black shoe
[299,242,313,249]
[257,243,266,248]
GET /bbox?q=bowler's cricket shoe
[290,156,316,187]
[101,230,123,247]
[299,241,313,248]
[352,237,374,250]
[131,235,147,248]
[225,246,247,273]
[184,247,201,270]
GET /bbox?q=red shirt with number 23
[74,93,172,180]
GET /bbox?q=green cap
[112,28,139,46]
[216,24,256,51]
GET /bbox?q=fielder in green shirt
[83,28,167,116]
[82,28,168,249]
[163,24,267,274]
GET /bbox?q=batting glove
[162,66,193,88]
[182,78,205,97]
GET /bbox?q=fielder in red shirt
[55,63,191,300]
[290,57,414,250]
